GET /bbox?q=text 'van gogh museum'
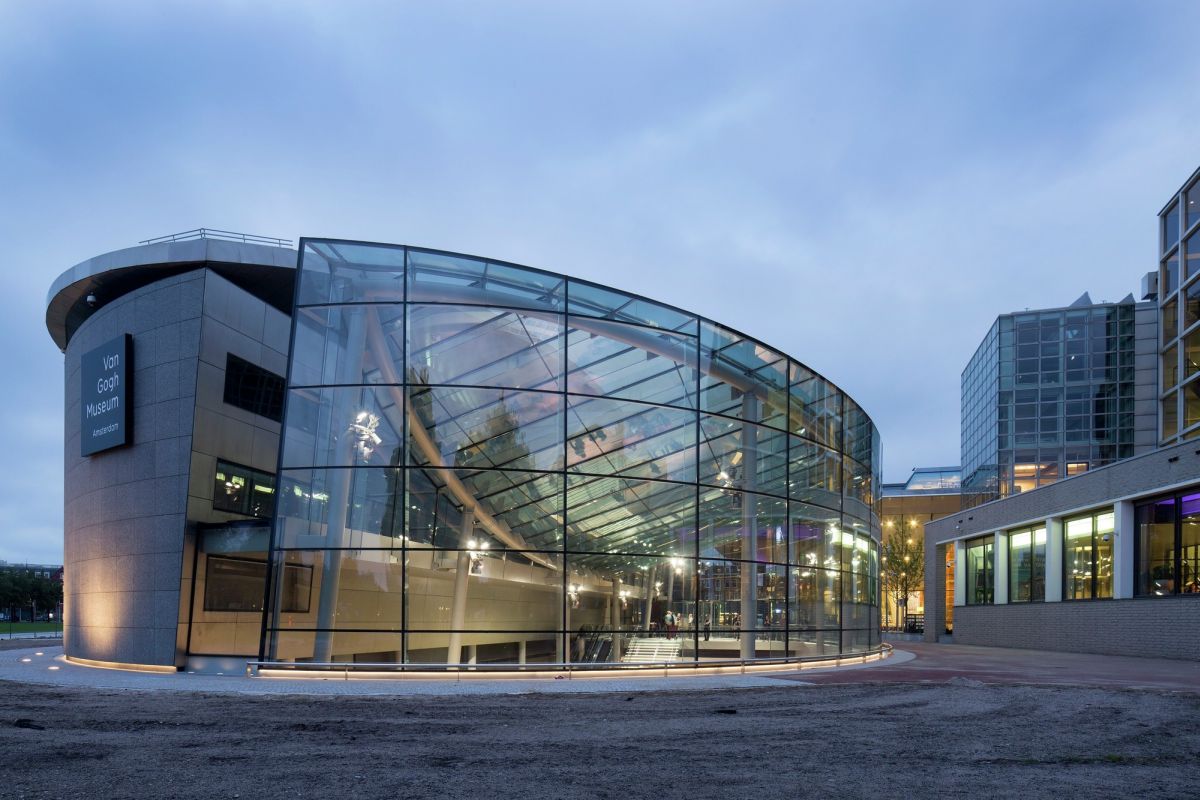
[47,234,882,672]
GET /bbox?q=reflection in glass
[266,240,881,667]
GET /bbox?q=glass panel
[566,316,698,408]
[275,468,403,549]
[1187,182,1200,232]
[790,503,839,567]
[289,304,404,388]
[1164,253,1180,297]
[566,280,696,332]
[698,488,787,564]
[281,386,404,469]
[1095,511,1114,599]
[406,549,563,633]
[407,467,564,552]
[843,458,873,522]
[1163,392,1178,441]
[843,399,873,472]
[409,386,564,472]
[1182,493,1200,594]
[1188,326,1200,381]
[1137,497,1175,595]
[1164,344,1179,391]
[965,537,993,605]
[1009,529,1031,602]
[406,304,564,391]
[566,474,695,555]
[566,396,697,482]
[1185,279,1200,332]
[1185,381,1200,429]
[1064,516,1093,600]
[1187,229,1200,282]
[789,362,841,447]
[694,559,787,635]
[700,322,788,430]
[698,415,787,497]
[1163,202,1180,253]
[789,436,842,510]
[407,249,565,312]
[297,241,407,306]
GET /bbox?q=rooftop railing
[139,228,293,248]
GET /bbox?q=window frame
[1006,525,1046,603]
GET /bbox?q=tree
[881,522,924,631]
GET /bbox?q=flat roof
[45,238,295,350]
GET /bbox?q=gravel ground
[1,679,1197,799]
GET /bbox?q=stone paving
[2,641,1196,696]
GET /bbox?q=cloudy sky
[1,1,1198,564]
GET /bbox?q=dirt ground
[1,679,1197,799]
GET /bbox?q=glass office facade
[262,240,882,667]
[1159,169,1200,443]
[961,302,1145,506]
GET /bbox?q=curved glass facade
[263,240,882,667]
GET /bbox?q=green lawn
[1,621,63,635]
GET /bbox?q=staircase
[621,636,683,663]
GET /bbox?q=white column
[445,507,475,666]
[993,532,1008,604]
[1114,500,1136,599]
[740,394,759,660]
[610,578,622,661]
[1044,517,1063,602]
[518,639,527,665]
[641,566,657,634]
[953,540,966,607]
[313,309,369,662]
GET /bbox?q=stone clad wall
[63,270,205,666]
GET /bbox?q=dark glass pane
[1187,229,1200,283]
[223,354,285,422]
[407,304,564,391]
[566,317,698,408]
[1136,497,1175,595]
[1163,202,1180,253]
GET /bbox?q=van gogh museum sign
[81,334,132,456]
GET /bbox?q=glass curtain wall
[263,241,881,667]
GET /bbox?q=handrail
[245,643,892,677]
[139,228,293,248]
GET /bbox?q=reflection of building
[48,232,883,671]
[880,467,960,631]
[960,292,1157,507]
[925,167,1200,659]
